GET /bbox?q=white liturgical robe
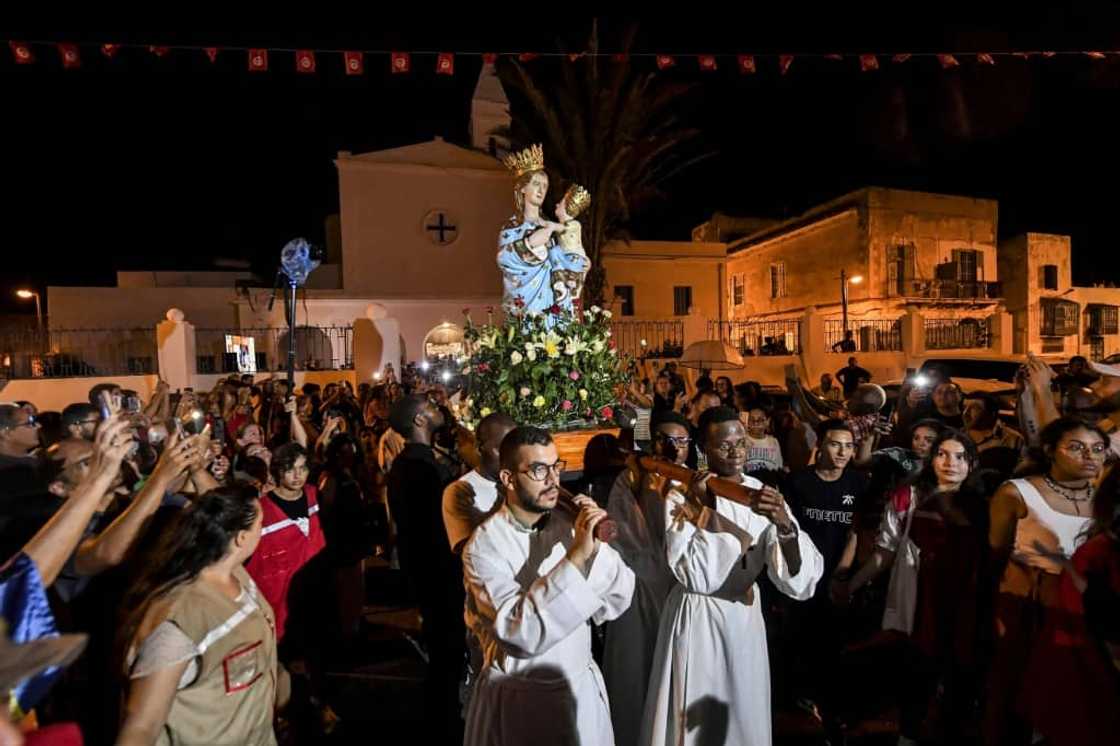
[640,474,824,746]
[463,504,636,746]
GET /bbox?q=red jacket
[244,485,325,641]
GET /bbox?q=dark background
[4,15,1120,315]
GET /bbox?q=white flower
[591,305,602,314]
[520,387,531,398]
[602,310,612,319]
[526,349,537,362]
[564,338,586,356]
[591,340,605,353]
[461,366,471,375]
[525,342,535,353]
[510,350,523,365]
[605,329,612,337]
[579,388,588,401]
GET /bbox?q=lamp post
[839,271,863,332]
[16,289,42,332]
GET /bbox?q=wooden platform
[553,427,621,472]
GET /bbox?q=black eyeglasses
[15,415,38,429]
[655,434,691,447]
[521,460,566,482]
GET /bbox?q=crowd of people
[0,349,1118,746]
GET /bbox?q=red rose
[477,362,490,373]
[462,307,470,316]
[608,340,617,350]
[514,297,525,308]
[599,406,614,420]
[561,400,574,411]
[549,304,562,315]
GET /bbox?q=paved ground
[312,561,909,745]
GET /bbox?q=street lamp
[839,271,863,333]
[16,289,42,332]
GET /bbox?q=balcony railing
[194,326,354,373]
[824,319,903,353]
[609,321,684,360]
[900,279,1002,300]
[708,319,801,356]
[924,317,992,350]
[0,326,156,379]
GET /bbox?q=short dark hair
[816,418,853,442]
[242,456,270,484]
[1070,355,1088,365]
[88,382,120,406]
[388,394,429,438]
[499,426,553,471]
[695,376,714,393]
[302,383,321,396]
[697,406,741,446]
[61,402,99,428]
[746,395,774,416]
[651,410,690,432]
[965,392,1002,416]
[0,404,24,431]
[910,419,945,439]
[270,443,308,484]
[478,412,517,447]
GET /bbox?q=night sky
[5,16,1120,317]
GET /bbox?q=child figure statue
[551,184,591,308]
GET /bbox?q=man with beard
[462,426,634,746]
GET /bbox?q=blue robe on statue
[497,218,589,327]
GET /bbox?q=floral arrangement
[461,302,628,429]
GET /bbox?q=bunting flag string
[6,39,1119,79]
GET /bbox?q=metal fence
[824,319,903,353]
[0,326,157,379]
[708,319,801,356]
[609,320,684,360]
[924,317,991,350]
[194,326,354,374]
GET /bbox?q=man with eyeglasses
[601,410,691,746]
[462,426,634,746]
[0,403,51,561]
[61,403,101,443]
[784,418,869,737]
[643,406,823,746]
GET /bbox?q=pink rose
[561,400,574,411]
[569,370,580,381]
[599,406,614,420]
[477,362,491,373]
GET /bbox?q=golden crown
[502,144,545,178]
[563,184,591,217]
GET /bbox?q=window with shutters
[1041,338,1066,354]
[731,274,745,307]
[952,249,979,282]
[1040,298,1080,337]
[888,244,916,296]
[1088,304,1119,335]
[673,286,692,316]
[1041,264,1059,291]
[614,286,634,317]
[769,263,787,299]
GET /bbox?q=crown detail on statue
[563,185,591,217]
[502,144,545,178]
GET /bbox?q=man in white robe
[602,411,691,746]
[641,406,824,746]
[463,426,635,746]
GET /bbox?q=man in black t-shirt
[784,417,868,734]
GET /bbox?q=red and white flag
[9,41,34,65]
[860,54,879,71]
[656,55,675,70]
[343,51,363,75]
[737,55,756,74]
[976,53,996,65]
[248,49,268,71]
[482,53,498,65]
[100,44,121,59]
[567,52,583,63]
[58,43,80,69]
[295,50,316,73]
[518,52,539,62]
[779,54,794,75]
[436,52,454,75]
[1085,51,1107,59]
[148,45,170,58]
[391,52,410,73]
[937,54,960,69]
[698,54,717,71]
[824,54,843,61]
[1041,51,1057,58]
[204,47,219,64]
[892,53,912,64]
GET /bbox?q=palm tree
[495,22,713,305]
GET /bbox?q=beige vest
[146,566,279,746]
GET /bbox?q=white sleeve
[662,487,751,595]
[584,542,635,625]
[875,503,905,553]
[463,536,609,659]
[759,514,823,601]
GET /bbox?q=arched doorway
[278,326,334,370]
[423,322,465,361]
